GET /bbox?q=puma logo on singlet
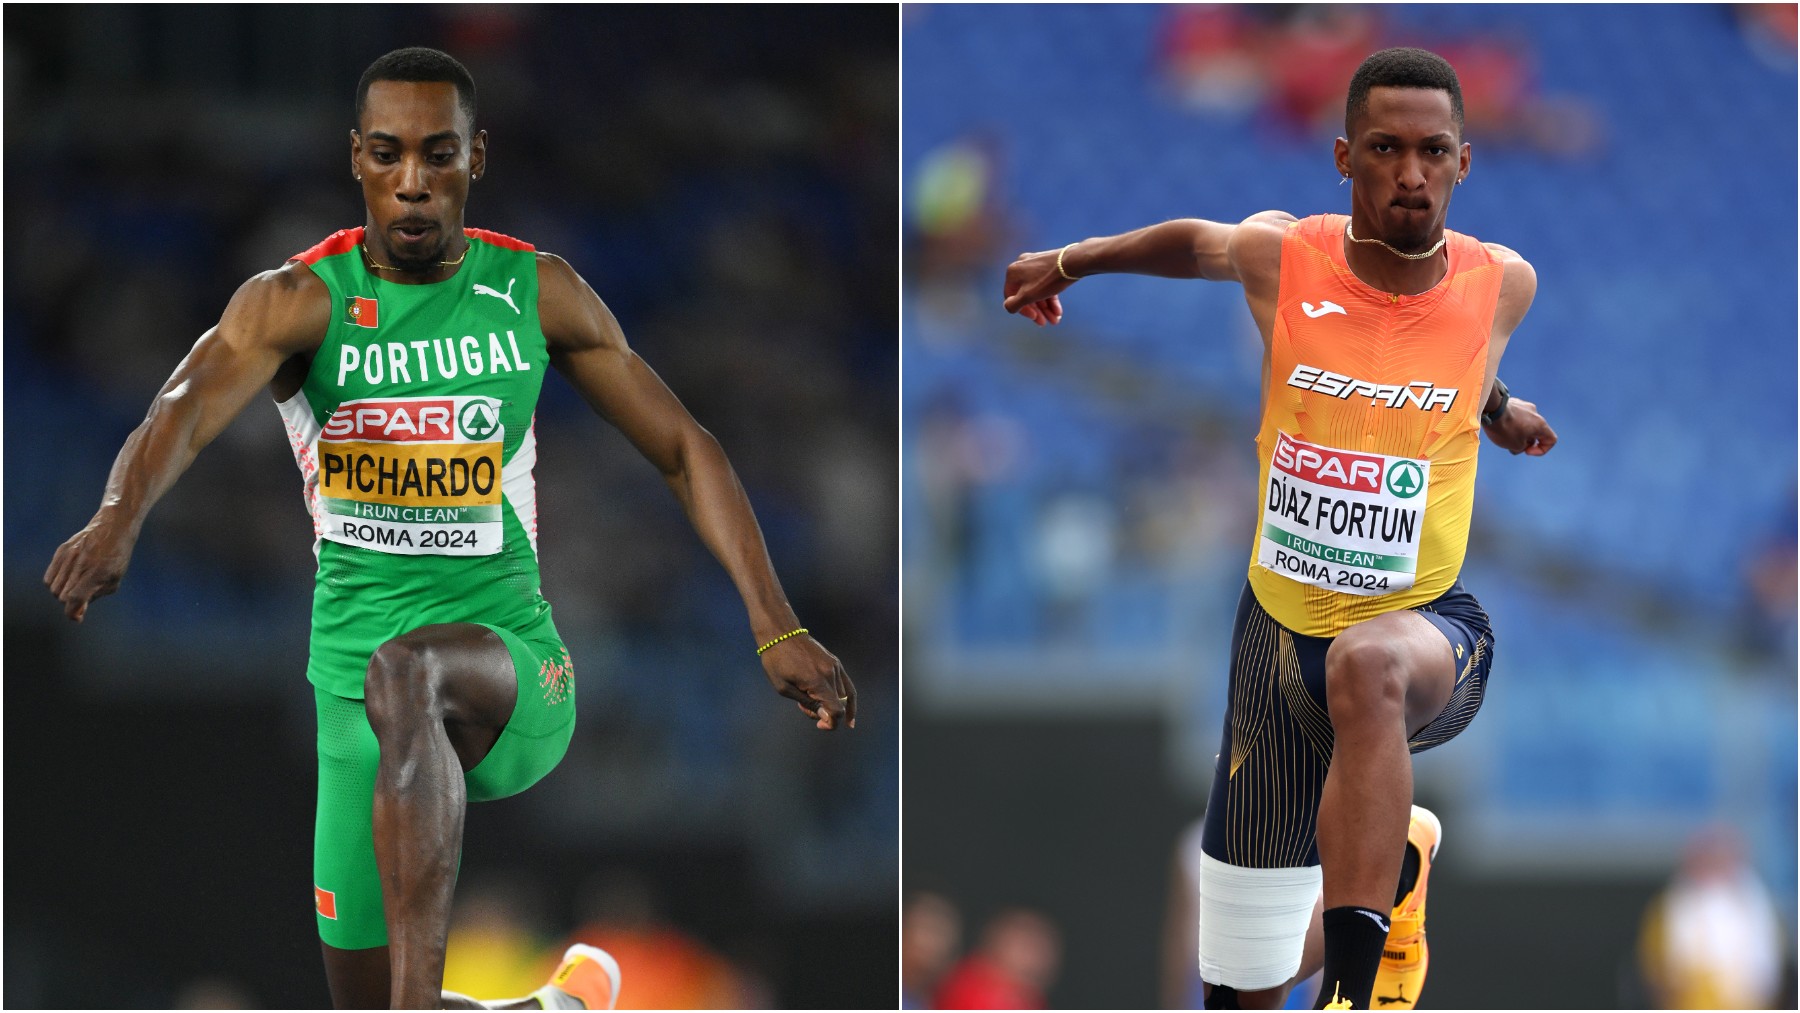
[1301,300,1347,318]
[473,277,520,315]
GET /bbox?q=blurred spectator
[910,131,1011,277]
[902,891,963,1010]
[1429,38,1602,157]
[1156,4,1600,156]
[561,870,763,1009]
[1034,489,1119,636]
[1637,827,1786,1009]
[1737,3,1798,70]
[1740,490,1797,659]
[931,908,1062,1009]
[909,131,1017,326]
[1157,5,1268,114]
[442,875,559,1002]
[917,389,1027,583]
[1260,6,1386,135]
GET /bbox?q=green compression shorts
[312,622,576,950]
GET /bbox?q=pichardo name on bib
[316,396,506,556]
[336,331,533,388]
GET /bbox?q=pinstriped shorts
[1199,579,1493,870]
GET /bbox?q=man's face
[1336,86,1469,252]
[350,80,486,271]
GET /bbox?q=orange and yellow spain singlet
[1246,214,1503,637]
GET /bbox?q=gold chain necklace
[360,243,468,272]
[1345,220,1446,261]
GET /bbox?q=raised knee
[1323,635,1406,724]
[364,638,440,730]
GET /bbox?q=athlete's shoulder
[291,227,365,266]
[1236,209,1304,242]
[245,248,334,306]
[222,260,331,355]
[1479,242,1535,288]
[531,250,584,299]
[531,251,618,353]
[1255,212,1344,254]
[465,227,536,252]
[1244,209,1303,228]
[1228,210,1301,282]
[1479,240,1530,268]
[1477,243,1537,328]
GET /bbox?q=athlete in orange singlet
[1001,49,1557,1010]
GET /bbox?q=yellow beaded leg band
[757,628,809,655]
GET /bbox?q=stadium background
[4,7,896,1008]
[902,5,1796,1009]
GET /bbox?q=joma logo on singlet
[1286,364,1458,412]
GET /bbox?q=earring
[1340,174,1351,186]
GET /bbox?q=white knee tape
[1197,853,1322,990]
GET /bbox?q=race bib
[1257,432,1428,596]
[316,396,505,556]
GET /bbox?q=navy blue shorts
[1200,579,1494,869]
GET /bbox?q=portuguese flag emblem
[345,296,379,328]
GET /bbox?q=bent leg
[1313,610,1453,1007]
[363,622,520,1009]
[1317,610,1453,913]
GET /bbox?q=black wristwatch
[1480,377,1511,426]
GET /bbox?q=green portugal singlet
[285,228,577,949]
[279,227,556,699]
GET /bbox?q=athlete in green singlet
[44,48,856,1011]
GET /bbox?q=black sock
[1393,842,1422,908]
[1314,906,1390,1009]
[1206,983,1242,1009]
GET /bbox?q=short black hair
[1344,47,1463,137]
[355,47,476,130]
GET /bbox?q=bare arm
[1477,248,1557,456]
[537,253,854,730]
[1002,211,1294,326]
[45,263,329,620]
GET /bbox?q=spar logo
[1272,433,1382,493]
[1386,460,1424,499]
[458,398,501,441]
[323,399,456,442]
